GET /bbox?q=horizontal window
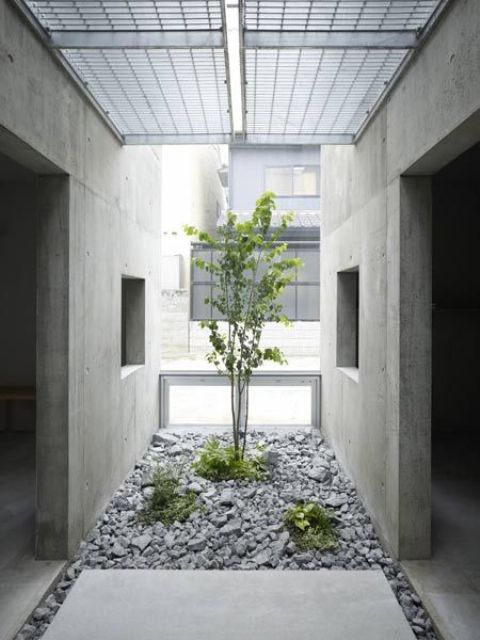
[190,245,320,321]
[265,165,319,196]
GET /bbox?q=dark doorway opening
[0,151,37,565]
[0,149,65,640]
[432,142,480,549]
[428,142,480,636]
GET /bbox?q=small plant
[138,466,198,526]
[284,502,337,550]
[192,437,266,482]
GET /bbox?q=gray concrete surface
[320,0,480,560]
[0,434,64,640]
[0,0,163,558]
[42,570,415,640]
[403,438,480,640]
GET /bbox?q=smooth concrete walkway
[403,437,480,640]
[43,570,415,640]
[0,434,64,640]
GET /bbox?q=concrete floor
[403,436,480,640]
[0,433,64,640]
[42,570,415,640]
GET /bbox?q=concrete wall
[320,0,480,559]
[229,145,321,211]
[0,0,163,557]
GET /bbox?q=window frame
[190,242,320,322]
[264,165,320,197]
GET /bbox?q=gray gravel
[16,430,437,640]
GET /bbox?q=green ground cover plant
[138,466,199,526]
[192,437,266,482]
[284,502,338,550]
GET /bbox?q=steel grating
[15,0,451,144]
[24,0,223,31]
[241,0,448,142]
[17,0,231,143]
[243,1,441,32]
[63,48,231,139]
[244,47,406,140]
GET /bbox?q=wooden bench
[0,387,36,431]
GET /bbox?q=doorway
[0,146,66,640]
[403,143,480,640]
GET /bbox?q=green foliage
[284,502,337,550]
[192,438,266,482]
[138,466,198,526]
[184,192,302,458]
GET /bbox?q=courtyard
[1,1,480,640]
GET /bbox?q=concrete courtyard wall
[0,0,163,557]
[320,0,480,559]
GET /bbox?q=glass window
[265,167,292,196]
[192,249,211,282]
[297,249,320,283]
[191,284,211,320]
[265,166,319,196]
[293,166,319,196]
[297,285,320,321]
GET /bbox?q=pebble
[16,431,438,640]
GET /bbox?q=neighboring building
[160,145,227,291]
[159,145,227,359]
[188,145,321,361]
[228,145,321,213]
[228,144,321,321]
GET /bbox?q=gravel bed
[17,430,437,640]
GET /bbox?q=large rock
[219,519,242,537]
[219,489,235,506]
[111,542,127,558]
[151,432,178,447]
[131,534,152,552]
[253,548,272,566]
[187,536,207,552]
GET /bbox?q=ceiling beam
[244,30,419,50]
[50,30,224,50]
[124,134,232,145]
[242,133,354,145]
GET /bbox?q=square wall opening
[121,276,145,367]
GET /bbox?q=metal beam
[244,30,419,50]
[242,133,354,145]
[124,134,232,145]
[50,30,224,50]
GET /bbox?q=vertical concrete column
[36,175,70,559]
[386,176,432,560]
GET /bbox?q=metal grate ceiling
[14,0,450,144]
[24,0,223,31]
[243,1,440,31]
[245,48,406,142]
[241,0,449,143]
[63,48,230,141]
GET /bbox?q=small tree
[184,192,301,460]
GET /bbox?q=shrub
[284,502,337,550]
[138,466,198,526]
[192,438,266,482]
